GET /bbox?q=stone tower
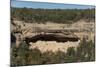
[15,33,23,48]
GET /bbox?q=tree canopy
[11,38,95,66]
[11,8,95,23]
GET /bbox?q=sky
[11,0,95,9]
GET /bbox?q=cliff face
[25,33,79,44]
[11,20,95,49]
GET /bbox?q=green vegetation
[11,38,95,66]
[11,8,95,23]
